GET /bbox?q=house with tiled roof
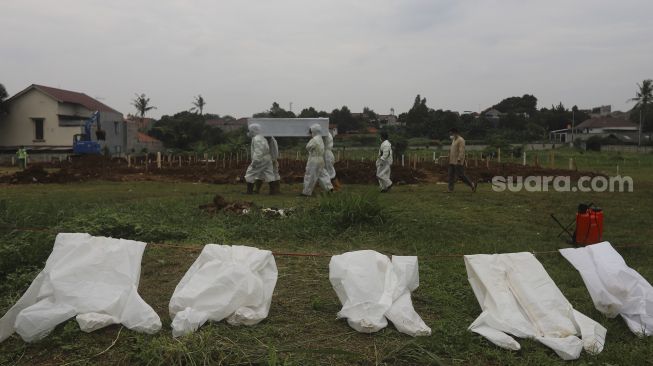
[205,117,248,132]
[0,84,130,159]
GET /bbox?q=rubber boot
[246,183,254,194]
[254,180,263,194]
[269,181,281,195]
[268,182,274,195]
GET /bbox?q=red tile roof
[575,117,638,130]
[137,132,160,143]
[9,84,121,114]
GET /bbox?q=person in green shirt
[16,146,28,170]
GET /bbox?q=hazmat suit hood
[248,123,262,137]
[309,124,322,137]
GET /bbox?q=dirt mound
[1,158,601,186]
[2,166,52,183]
[334,161,426,184]
[200,194,254,215]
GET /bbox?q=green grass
[1,150,653,365]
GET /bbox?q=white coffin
[248,118,330,137]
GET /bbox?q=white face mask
[449,135,455,140]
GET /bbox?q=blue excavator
[72,111,105,155]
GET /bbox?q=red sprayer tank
[575,206,603,246]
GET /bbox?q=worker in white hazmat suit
[301,124,333,196]
[376,131,393,192]
[268,136,281,195]
[320,130,341,190]
[244,123,275,194]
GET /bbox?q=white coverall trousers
[303,157,331,195]
[376,159,392,190]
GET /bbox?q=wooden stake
[156,152,162,169]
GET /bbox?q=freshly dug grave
[0,157,602,185]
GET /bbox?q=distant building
[205,117,248,132]
[0,84,126,158]
[135,132,165,153]
[0,84,162,161]
[378,114,399,127]
[126,115,156,131]
[550,116,641,144]
[582,105,612,118]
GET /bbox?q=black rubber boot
[269,181,281,195]
[246,183,254,194]
[254,180,263,194]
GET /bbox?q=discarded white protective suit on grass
[169,245,278,337]
[560,242,653,336]
[0,233,161,343]
[465,252,606,360]
[329,250,431,337]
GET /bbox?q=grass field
[1,149,652,365]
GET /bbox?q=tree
[330,106,361,133]
[149,111,224,150]
[405,95,430,136]
[492,94,538,115]
[253,102,296,118]
[132,93,156,120]
[191,95,206,115]
[0,83,8,115]
[629,79,653,144]
[298,107,329,118]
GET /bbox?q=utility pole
[289,102,293,113]
[639,109,642,147]
[570,110,575,147]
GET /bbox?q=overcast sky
[2,0,652,119]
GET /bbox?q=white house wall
[0,88,78,148]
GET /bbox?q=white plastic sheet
[248,118,329,137]
[560,241,653,336]
[465,252,606,360]
[169,245,278,337]
[328,250,431,336]
[0,233,161,343]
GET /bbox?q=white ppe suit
[376,140,393,190]
[269,137,281,182]
[302,124,332,195]
[323,132,336,180]
[244,124,275,183]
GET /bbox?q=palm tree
[132,93,156,120]
[191,95,206,115]
[629,79,653,146]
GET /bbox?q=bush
[393,136,409,157]
[586,136,602,151]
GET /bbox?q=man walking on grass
[447,128,476,193]
[16,146,28,170]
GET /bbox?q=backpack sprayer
[551,203,604,246]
